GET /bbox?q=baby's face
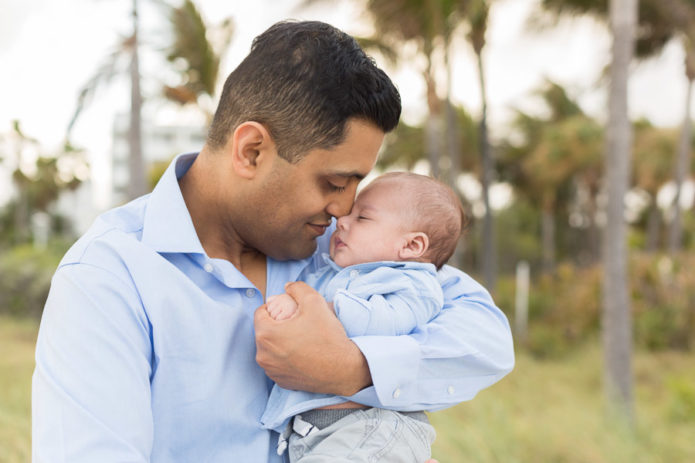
[329,180,411,268]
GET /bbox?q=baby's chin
[331,252,351,268]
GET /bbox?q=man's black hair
[207,20,401,162]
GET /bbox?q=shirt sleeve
[32,263,153,462]
[347,265,515,411]
[332,266,443,337]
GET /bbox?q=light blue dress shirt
[261,256,444,432]
[32,153,515,463]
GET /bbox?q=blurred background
[1,0,694,461]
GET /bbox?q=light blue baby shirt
[260,255,444,431]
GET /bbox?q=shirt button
[245,288,256,298]
[392,388,401,399]
[349,270,359,279]
[447,386,455,395]
[203,263,214,273]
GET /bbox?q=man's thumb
[284,281,313,301]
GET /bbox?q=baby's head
[329,171,466,269]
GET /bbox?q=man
[33,21,514,462]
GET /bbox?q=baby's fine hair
[370,172,467,269]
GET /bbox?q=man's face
[329,180,410,268]
[242,119,385,261]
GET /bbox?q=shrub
[497,252,695,358]
[0,241,69,318]
[632,254,695,351]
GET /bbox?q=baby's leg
[266,294,299,320]
[287,408,435,462]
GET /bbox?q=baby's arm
[266,294,299,321]
[333,266,442,337]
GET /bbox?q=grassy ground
[0,317,36,463]
[430,343,695,462]
[3,317,695,462]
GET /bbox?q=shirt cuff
[350,335,421,408]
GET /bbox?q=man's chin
[270,240,318,261]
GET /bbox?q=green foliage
[631,253,695,351]
[538,0,678,60]
[162,0,233,112]
[0,122,87,246]
[0,242,69,318]
[148,157,173,190]
[487,198,542,273]
[378,105,479,172]
[667,375,695,422]
[633,121,677,194]
[495,252,695,358]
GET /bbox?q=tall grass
[3,317,694,462]
[430,343,695,462]
[0,317,36,463]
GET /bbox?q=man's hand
[254,282,372,396]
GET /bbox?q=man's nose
[326,191,354,219]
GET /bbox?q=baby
[261,171,466,462]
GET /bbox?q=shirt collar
[141,152,206,254]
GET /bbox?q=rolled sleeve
[347,265,514,412]
[349,334,421,407]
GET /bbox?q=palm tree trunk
[541,205,555,273]
[476,49,496,290]
[424,44,443,180]
[587,183,601,265]
[602,0,636,422]
[128,0,146,200]
[668,77,693,253]
[444,38,464,268]
[645,200,661,252]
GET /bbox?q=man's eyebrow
[328,171,367,181]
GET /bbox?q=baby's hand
[266,294,299,321]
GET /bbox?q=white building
[110,113,207,206]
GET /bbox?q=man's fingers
[254,303,273,325]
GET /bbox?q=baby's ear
[398,232,429,260]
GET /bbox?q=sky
[0,0,689,212]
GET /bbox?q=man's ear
[398,232,429,260]
[229,121,276,179]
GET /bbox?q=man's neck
[179,149,259,270]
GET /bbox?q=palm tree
[2,122,86,245]
[538,0,695,253]
[499,81,602,271]
[360,0,463,178]
[465,0,498,287]
[128,0,146,200]
[68,0,146,200]
[603,0,637,421]
[161,0,234,121]
[658,0,695,253]
[68,0,232,201]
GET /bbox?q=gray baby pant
[283,408,436,462]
